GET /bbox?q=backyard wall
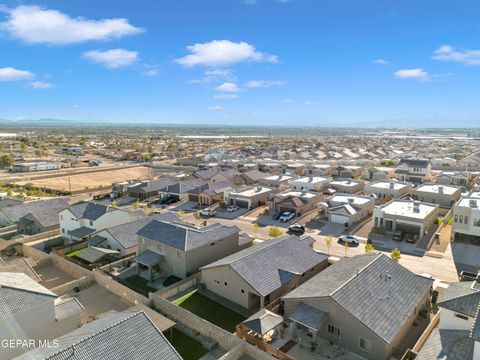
[51,276,93,296]
[156,272,202,299]
[93,268,151,306]
[50,253,92,279]
[21,244,51,266]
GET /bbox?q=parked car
[287,224,305,236]
[392,230,403,241]
[227,205,240,212]
[163,198,178,205]
[279,211,295,222]
[200,209,216,217]
[338,235,360,245]
[404,233,417,243]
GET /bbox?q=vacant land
[173,290,246,332]
[16,166,165,192]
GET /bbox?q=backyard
[172,290,246,332]
[166,328,208,360]
[120,275,157,297]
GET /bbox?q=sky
[0,0,480,127]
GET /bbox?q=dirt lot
[16,166,166,192]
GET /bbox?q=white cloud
[83,49,139,68]
[143,69,159,77]
[283,98,293,103]
[208,105,227,111]
[304,100,314,106]
[176,40,278,67]
[0,67,34,81]
[245,80,285,88]
[394,68,430,81]
[29,81,53,89]
[373,59,389,64]
[215,82,240,92]
[188,68,236,84]
[214,94,238,100]
[432,45,480,65]
[0,5,143,45]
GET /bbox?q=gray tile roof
[201,235,328,296]
[135,250,164,266]
[160,179,207,195]
[55,297,84,320]
[471,304,480,342]
[75,246,119,263]
[283,253,433,343]
[2,198,68,225]
[137,220,239,251]
[0,272,56,321]
[415,328,474,360]
[68,202,111,221]
[438,281,480,317]
[101,212,181,250]
[290,302,328,331]
[67,226,95,238]
[15,311,183,360]
[241,309,284,335]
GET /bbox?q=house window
[465,216,468,224]
[459,215,463,223]
[210,242,216,246]
[474,219,480,227]
[359,338,372,353]
[60,215,63,220]
[454,313,469,321]
[224,282,228,286]
[241,289,245,293]
[454,215,458,223]
[176,250,181,257]
[61,228,65,233]
[327,324,340,338]
[90,220,94,226]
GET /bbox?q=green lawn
[66,248,86,257]
[166,328,208,360]
[120,275,156,297]
[173,290,246,332]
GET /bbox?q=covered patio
[134,249,164,281]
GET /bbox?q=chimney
[470,199,477,208]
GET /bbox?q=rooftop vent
[438,186,444,194]
[470,199,478,208]
[389,182,395,189]
[348,198,354,203]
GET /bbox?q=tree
[0,154,14,168]
[178,210,186,217]
[390,248,401,262]
[133,199,139,210]
[142,204,149,212]
[343,240,349,257]
[193,211,201,220]
[252,223,260,233]
[269,226,282,238]
[365,243,375,253]
[111,200,117,207]
[324,235,334,254]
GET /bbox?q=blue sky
[0,0,479,126]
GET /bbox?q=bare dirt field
[16,166,165,192]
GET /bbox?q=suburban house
[451,194,480,245]
[363,166,395,181]
[288,176,329,192]
[331,165,362,179]
[413,184,462,207]
[241,169,270,185]
[269,190,323,218]
[458,152,480,171]
[135,220,251,280]
[305,164,332,177]
[394,159,432,183]
[436,171,471,188]
[415,279,480,360]
[373,199,439,241]
[329,179,364,194]
[15,311,182,360]
[59,202,132,242]
[128,178,175,200]
[200,235,328,311]
[0,197,23,209]
[224,186,276,210]
[89,212,182,256]
[187,180,234,206]
[0,198,69,234]
[259,174,293,188]
[1,272,84,359]
[281,253,433,360]
[321,194,375,227]
[365,180,412,203]
[430,157,456,170]
[158,179,207,202]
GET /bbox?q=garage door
[396,223,421,235]
[329,213,349,224]
[235,199,250,209]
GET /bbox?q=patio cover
[241,309,284,336]
[75,246,119,263]
[135,250,164,267]
[68,226,95,239]
[290,302,328,331]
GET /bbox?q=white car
[227,205,239,212]
[338,235,360,245]
[200,209,216,217]
[279,212,295,222]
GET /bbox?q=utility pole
[68,177,72,194]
